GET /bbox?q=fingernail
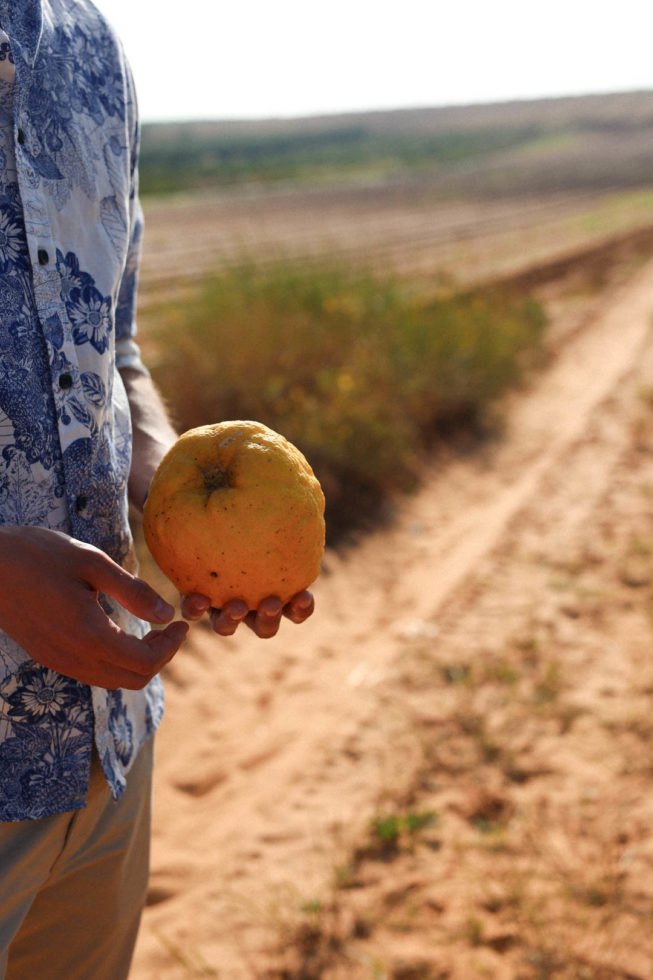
[154,598,175,622]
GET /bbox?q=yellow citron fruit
[142,420,326,609]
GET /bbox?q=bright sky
[96,0,652,123]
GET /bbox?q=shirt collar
[0,0,44,69]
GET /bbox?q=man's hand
[0,526,188,690]
[181,591,315,639]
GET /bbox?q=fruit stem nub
[201,464,231,494]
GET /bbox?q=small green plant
[490,660,521,686]
[534,660,562,705]
[465,915,485,947]
[268,893,352,980]
[440,663,472,685]
[333,863,358,890]
[358,809,440,860]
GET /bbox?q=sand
[129,256,653,979]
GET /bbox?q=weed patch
[147,260,546,544]
[356,810,440,862]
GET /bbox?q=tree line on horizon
[138,90,653,198]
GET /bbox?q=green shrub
[146,261,546,543]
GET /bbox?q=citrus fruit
[142,420,325,609]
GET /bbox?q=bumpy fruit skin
[142,420,326,609]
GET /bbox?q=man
[0,1,314,976]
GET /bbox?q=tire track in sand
[131,257,653,979]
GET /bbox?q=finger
[181,592,212,621]
[85,551,175,625]
[65,662,159,692]
[283,590,315,624]
[142,620,190,655]
[76,621,189,691]
[81,602,187,678]
[210,599,249,636]
[47,649,153,692]
[245,596,283,639]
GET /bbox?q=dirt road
[130,256,653,979]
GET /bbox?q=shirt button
[16,128,25,145]
[75,495,88,512]
[37,248,49,266]
[59,373,73,390]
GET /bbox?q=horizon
[138,86,653,130]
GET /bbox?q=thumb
[86,552,175,625]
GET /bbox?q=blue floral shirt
[0,0,163,821]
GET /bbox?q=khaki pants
[0,737,153,980]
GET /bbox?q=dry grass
[144,261,546,544]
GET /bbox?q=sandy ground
[130,256,653,979]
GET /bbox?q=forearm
[120,367,178,513]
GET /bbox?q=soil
[129,254,653,979]
[136,185,653,320]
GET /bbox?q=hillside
[139,89,653,196]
